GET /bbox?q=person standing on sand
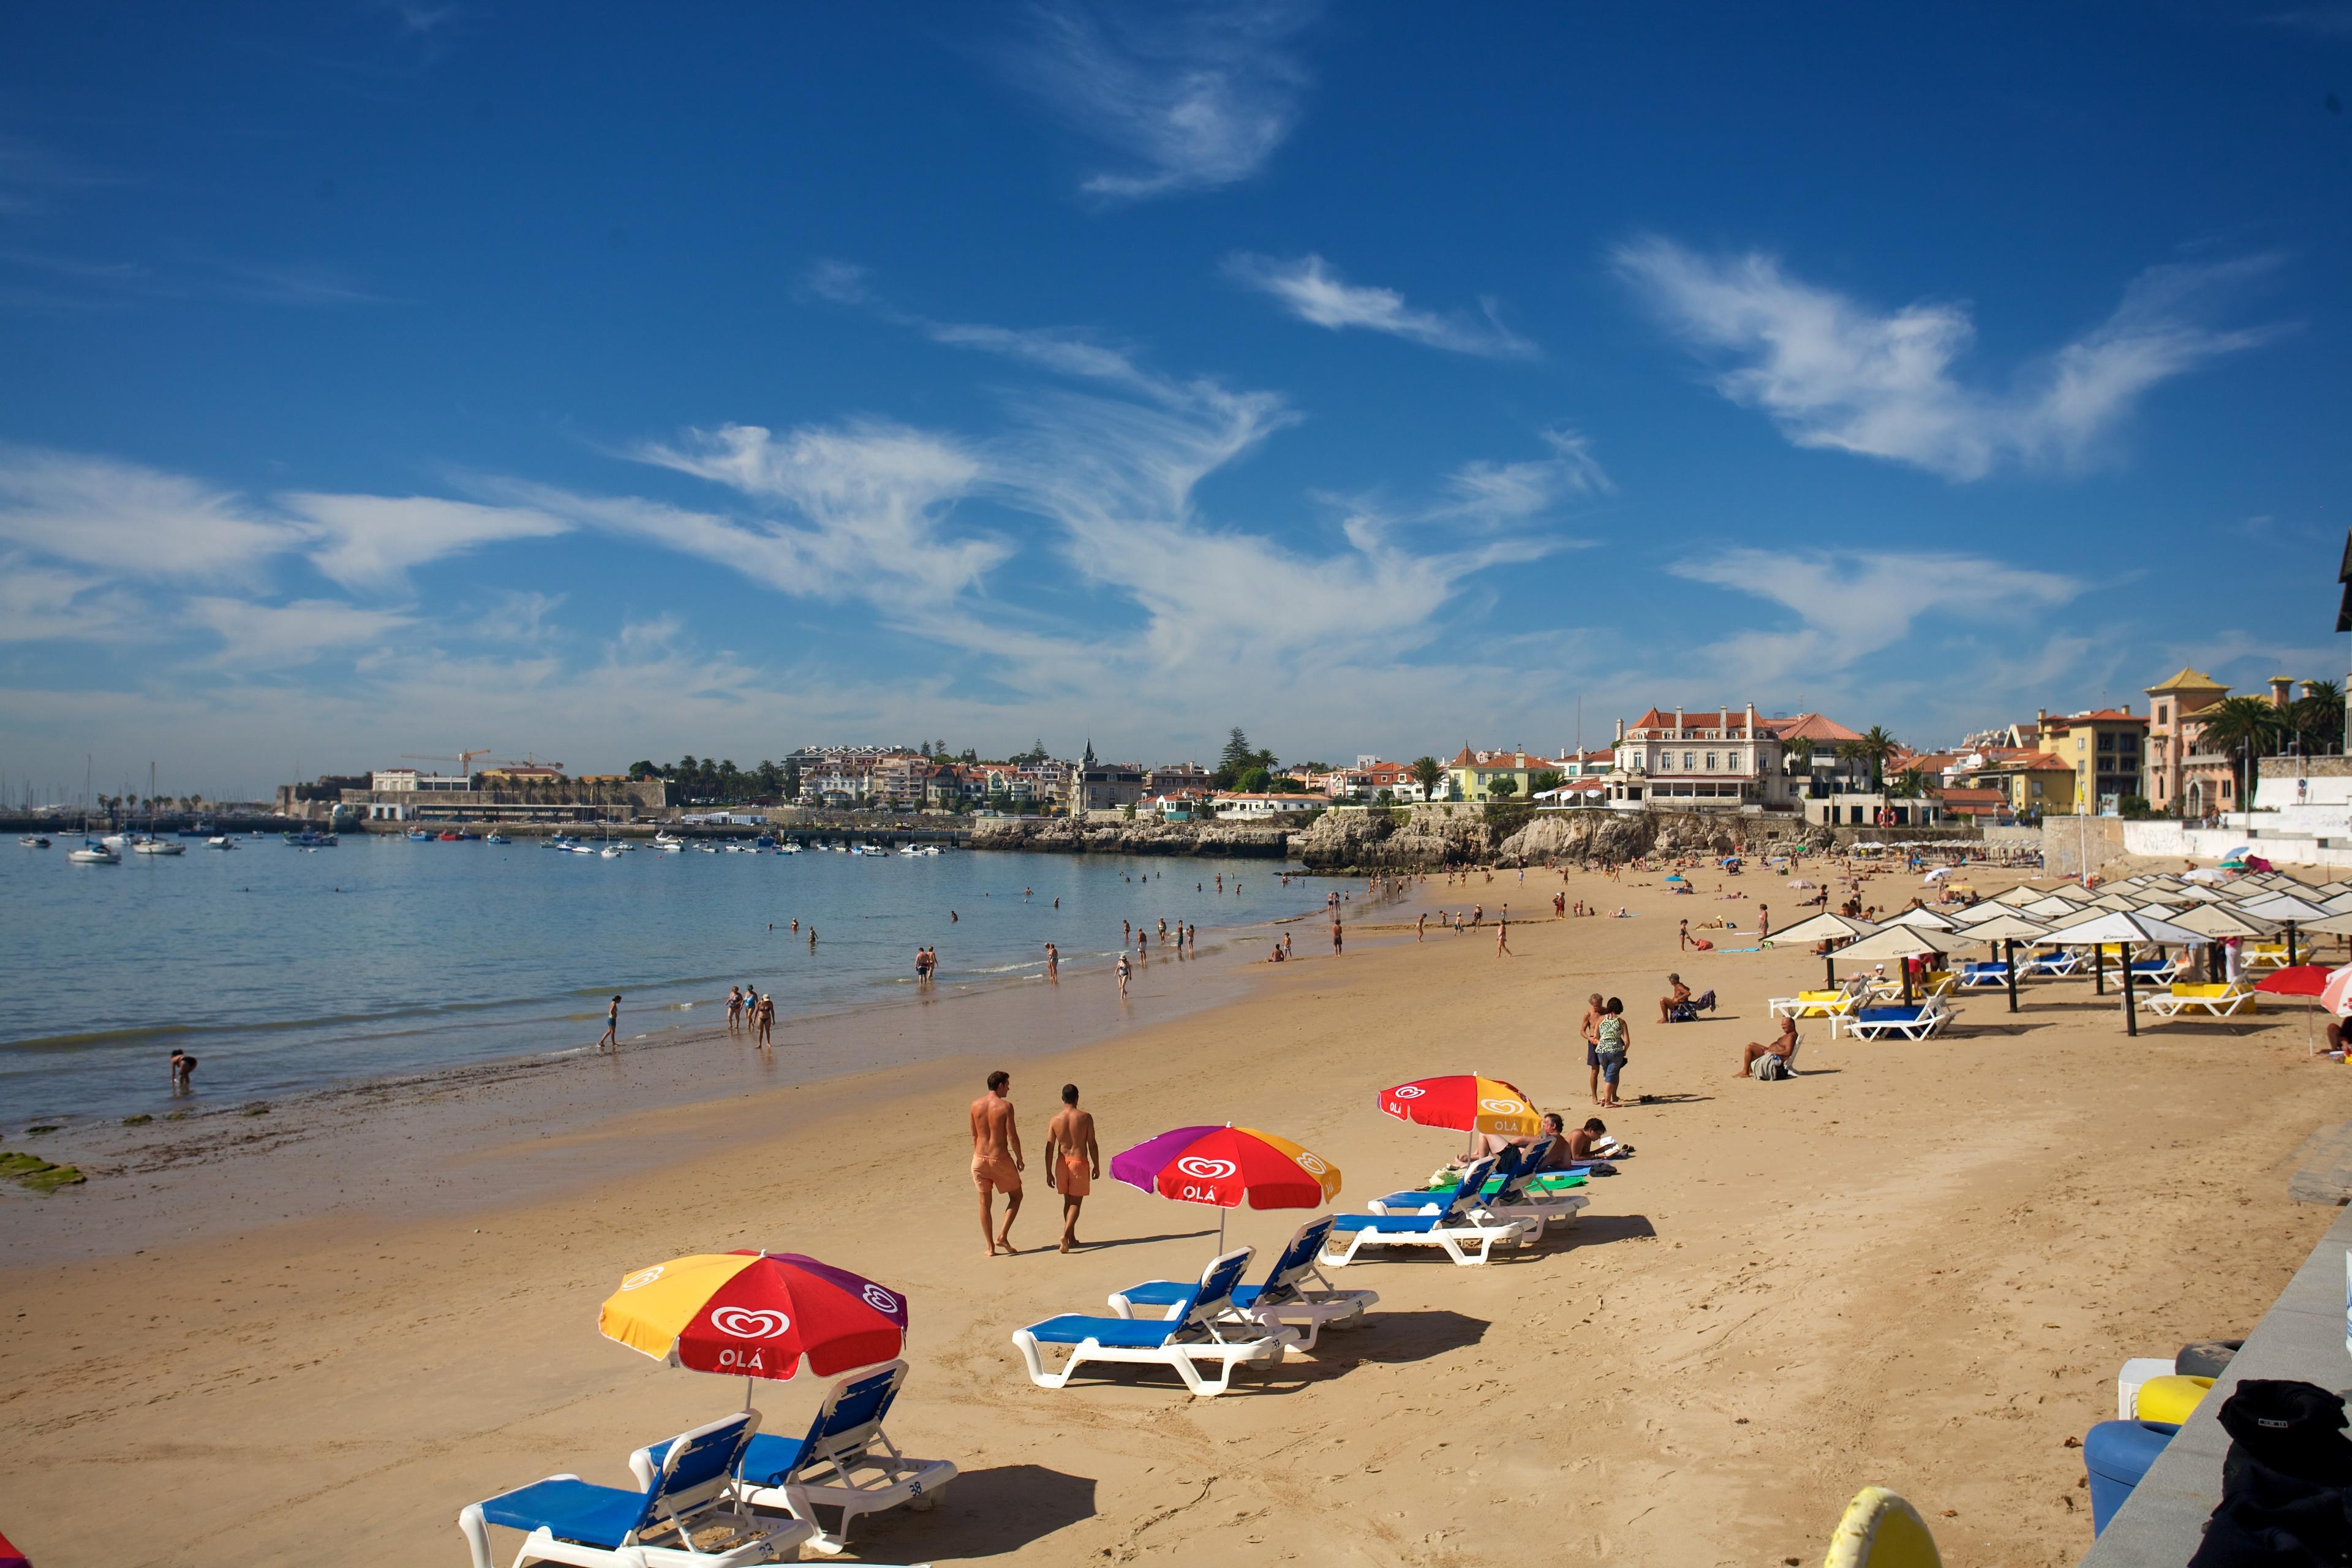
[726,986,743,1034]
[970,1070,1024,1256]
[1332,918,1344,956]
[753,992,774,1046]
[1596,998,1630,1107]
[1581,992,1605,1106]
[1115,951,1131,998]
[1044,941,1059,982]
[598,995,620,1052]
[1758,904,1771,941]
[1495,913,1512,956]
[1417,911,1427,941]
[1044,1084,1099,1253]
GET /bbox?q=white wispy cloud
[1671,547,2085,684]
[0,447,299,579]
[0,555,145,644]
[1613,237,2285,480]
[1009,0,1320,200]
[181,595,417,667]
[284,493,570,594]
[1223,252,1537,359]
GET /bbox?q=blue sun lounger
[1366,1140,1588,1231]
[1012,1246,1295,1396]
[628,1359,954,1556]
[461,1411,809,1568]
[1322,1156,1537,1267]
[1957,960,2011,989]
[1104,1216,1378,1350]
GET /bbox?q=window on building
[1683,751,1694,770]
[1705,752,1717,771]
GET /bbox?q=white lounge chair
[1770,987,1861,1020]
[1320,1156,1539,1267]
[2027,950,2081,978]
[1106,1216,1378,1351]
[1366,1137,1589,1232]
[1841,996,1954,1041]
[2137,982,2258,1019]
[627,1360,952,1556]
[1011,1246,1295,1396]
[461,1412,808,1568]
[1956,960,2011,989]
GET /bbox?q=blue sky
[2,2,2348,798]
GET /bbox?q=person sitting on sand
[1268,943,1286,962]
[1657,974,1692,1023]
[1736,1017,1801,1079]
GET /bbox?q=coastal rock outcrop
[1297,804,1815,873]
[965,816,1291,858]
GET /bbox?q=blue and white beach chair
[1011,1246,1295,1396]
[2028,950,2081,978]
[460,1412,809,1568]
[1365,1140,1588,1232]
[627,1360,954,1556]
[1956,960,2010,989]
[1105,1216,1378,1350]
[1321,1156,1538,1267]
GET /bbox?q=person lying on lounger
[1735,1018,1800,1080]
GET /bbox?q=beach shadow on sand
[1292,1309,1489,1376]
[1564,1213,1658,1248]
[884,1463,1097,1558]
[1066,1227,1218,1253]
[1634,1092,1713,1106]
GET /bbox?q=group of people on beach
[723,985,774,1046]
[969,1071,1099,1256]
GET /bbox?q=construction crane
[402,748,493,778]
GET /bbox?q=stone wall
[965,816,1292,858]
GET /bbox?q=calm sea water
[1,834,1315,1117]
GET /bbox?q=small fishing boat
[599,844,624,859]
[131,837,186,855]
[407,829,434,842]
[778,841,803,854]
[437,831,462,842]
[69,840,119,864]
[206,835,235,850]
[484,832,511,845]
[18,835,49,848]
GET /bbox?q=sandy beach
[2,860,2345,1567]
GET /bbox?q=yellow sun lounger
[2136,982,2258,1019]
[1770,989,1860,1020]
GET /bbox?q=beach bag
[1752,1052,1790,1081]
[2186,1380,2352,1567]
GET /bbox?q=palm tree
[2294,679,2345,756]
[1833,739,1865,790]
[1856,726,1900,788]
[1411,755,1444,801]
[2197,695,2286,812]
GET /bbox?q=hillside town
[244,664,2344,834]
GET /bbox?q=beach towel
[1752,1052,1792,1080]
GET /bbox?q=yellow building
[2034,707,2148,814]
[1962,750,2075,818]
[1446,747,1561,803]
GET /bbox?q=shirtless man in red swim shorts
[970,1070,1025,1256]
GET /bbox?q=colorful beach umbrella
[1377,1074,1540,1137]
[2256,965,2333,998]
[1110,1123,1341,1247]
[2321,965,2352,1019]
[597,1251,908,1384]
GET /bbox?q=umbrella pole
[2005,939,2018,1014]
[2123,942,2137,1037]
[744,1376,753,1412]
[2288,922,2299,967]
[2094,945,2105,996]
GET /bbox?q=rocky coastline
[965,816,1293,858]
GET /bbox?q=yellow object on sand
[1823,1486,1941,1568]
[2135,1374,2215,1425]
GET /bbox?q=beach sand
[1,861,2345,1566]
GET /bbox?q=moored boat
[18,835,49,848]
[69,840,119,864]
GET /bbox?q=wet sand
[0,861,2343,1567]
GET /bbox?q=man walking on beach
[599,995,620,1052]
[1044,1084,1099,1253]
[1581,992,1605,1106]
[971,1070,1023,1256]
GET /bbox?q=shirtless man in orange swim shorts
[970,1069,1025,1256]
[1044,1083,1099,1254]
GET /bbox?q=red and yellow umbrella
[1377,1074,1540,1137]
[1109,1124,1343,1210]
[597,1251,908,1382]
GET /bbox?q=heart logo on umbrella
[860,1284,901,1314]
[1391,1085,1427,1099]
[1480,1098,1528,1115]
[1176,1156,1238,1180]
[710,1307,791,1340]
[620,1266,665,1291]
[1295,1151,1328,1174]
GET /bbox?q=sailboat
[129,764,186,854]
[69,839,119,864]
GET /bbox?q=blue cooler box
[2085,1419,2180,1533]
